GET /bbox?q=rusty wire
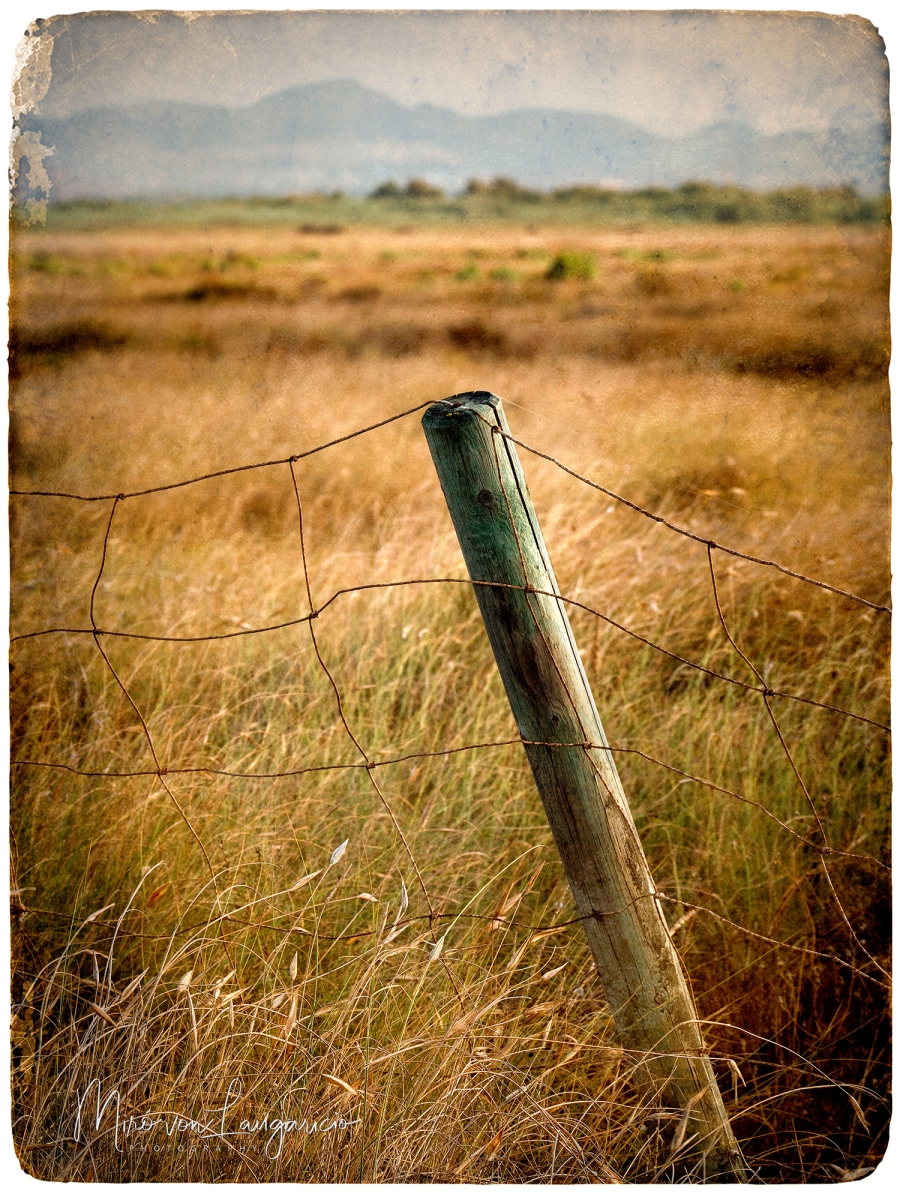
[9,396,891,988]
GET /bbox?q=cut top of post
[423,391,560,591]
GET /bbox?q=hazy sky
[13,7,890,137]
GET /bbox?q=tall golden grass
[9,216,890,1182]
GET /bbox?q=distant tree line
[368,176,888,223]
[23,176,888,230]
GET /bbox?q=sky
[6,5,892,138]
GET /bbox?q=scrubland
[9,211,890,1182]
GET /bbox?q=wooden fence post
[423,391,747,1182]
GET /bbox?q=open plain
[9,205,890,1182]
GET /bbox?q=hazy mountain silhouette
[20,79,888,201]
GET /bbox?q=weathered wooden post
[423,391,747,1182]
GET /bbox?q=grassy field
[9,206,891,1182]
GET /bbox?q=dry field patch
[9,216,890,1182]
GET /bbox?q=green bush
[546,250,596,281]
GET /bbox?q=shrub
[404,178,444,200]
[546,251,596,281]
[464,177,542,203]
[369,180,402,199]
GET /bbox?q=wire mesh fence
[9,393,891,1183]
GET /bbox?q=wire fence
[10,395,891,967]
[9,393,891,1179]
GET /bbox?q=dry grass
[9,216,890,1182]
[10,223,888,380]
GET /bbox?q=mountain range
[18,80,889,202]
